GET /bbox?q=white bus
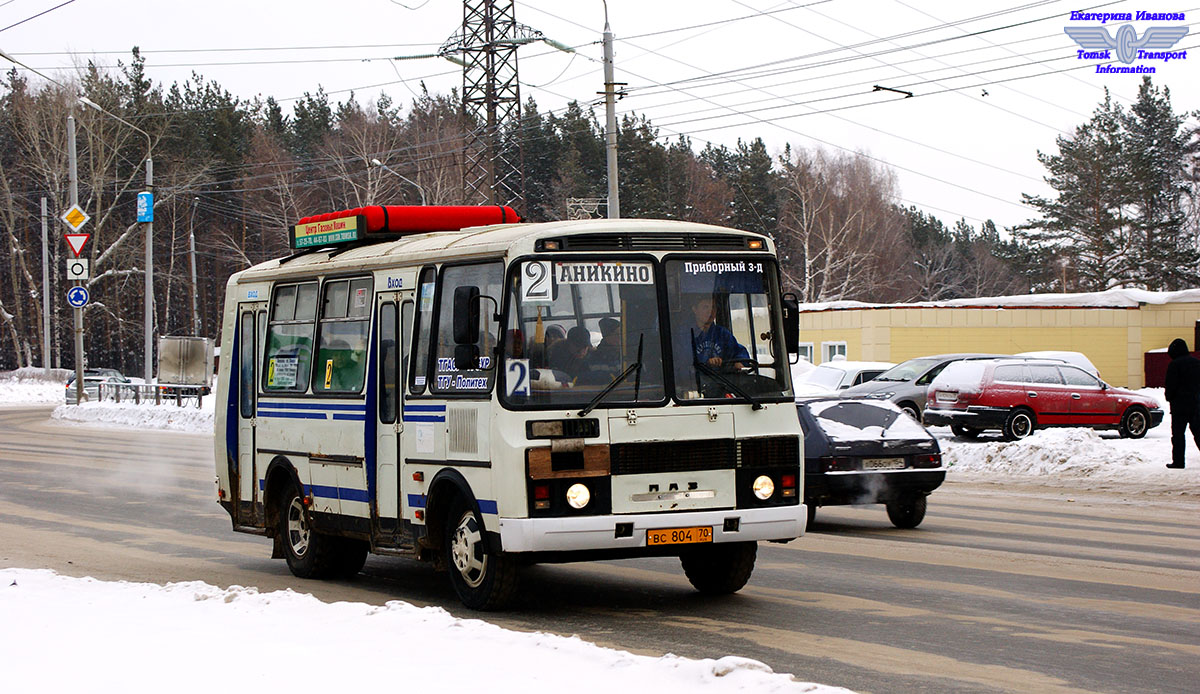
[214,205,805,609]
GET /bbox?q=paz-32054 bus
[214,205,805,609]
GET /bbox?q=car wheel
[1002,409,1035,441]
[899,403,921,421]
[951,424,981,439]
[680,541,757,594]
[1118,407,1149,439]
[885,493,927,529]
[444,496,518,610]
[806,504,817,528]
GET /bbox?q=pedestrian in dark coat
[1164,338,1200,468]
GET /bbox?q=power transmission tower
[442,0,553,207]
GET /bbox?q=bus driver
[687,295,749,369]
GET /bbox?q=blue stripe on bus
[258,401,366,411]
[404,496,496,515]
[401,414,445,422]
[332,414,366,421]
[257,411,327,420]
[405,404,447,412]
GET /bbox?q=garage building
[797,288,1200,388]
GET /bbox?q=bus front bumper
[496,504,804,553]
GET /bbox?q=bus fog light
[565,483,591,509]
[752,475,775,500]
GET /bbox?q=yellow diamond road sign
[61,204,90,232]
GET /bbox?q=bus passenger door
[235,303,265,525]
[375,293,412,538]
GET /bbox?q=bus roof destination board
[290,214,363,250]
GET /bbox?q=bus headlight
[566,483,591,509]
[752,475,775,500]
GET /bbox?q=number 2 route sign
[66,285,89,309]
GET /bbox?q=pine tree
[1122,77,1199,289]
[1014,91,1134,291]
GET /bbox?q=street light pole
[602,8,620,219]
[370,158,427,205]
[78,97,155,382]
[189,197,200,336]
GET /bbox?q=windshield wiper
[578,334,644,417]
[693,360,764,410]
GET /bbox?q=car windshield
[499,259,665,408]
[665,258,791,403]
[804,365,846,390]
[807,400,929,441]
[873,357,942,382]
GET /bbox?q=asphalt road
[1,405,1197,693]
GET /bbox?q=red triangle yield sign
[64,233,90,258]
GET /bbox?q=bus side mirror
[781,293,800,355]
[453,285,480,345]
[454,343,480,371]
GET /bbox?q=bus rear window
[264,281,319,392]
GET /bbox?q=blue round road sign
[66,285,89,308]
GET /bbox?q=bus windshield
[500,259,666,408]
[665,258,791,404]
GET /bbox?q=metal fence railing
[95,382,208,408]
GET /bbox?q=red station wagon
[923,359,1164,441]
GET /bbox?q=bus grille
[610,437,799,475]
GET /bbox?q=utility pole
[68,114,83,405]
[40,197,50,376]
[603,17,620,219]
[189,197,199,336]
[143,157,154,382]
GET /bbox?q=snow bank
[0,570,850,694]
[0,367,70,405]
[51,398,214,434]
[936,389,1198,495]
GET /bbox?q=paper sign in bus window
[521,261,552,304]
[269,357,299,387]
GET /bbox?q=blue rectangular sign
[137,192,153,222]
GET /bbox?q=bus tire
[680,541,757,595]
[278,482,340,579]
[331,539,369,580]
[444,496,518,610]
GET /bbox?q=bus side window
[431,262,503,395]
[379,302,398,423]
[263,281,319,393]
[410,267,436,395]
[313,277,373,394]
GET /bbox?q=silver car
[64,369,130,403]
[838,354,1010,420]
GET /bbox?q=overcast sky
[1,0,1196,231]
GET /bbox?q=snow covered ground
[0,569,846,694]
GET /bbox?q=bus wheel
[279,482,338,579]
[680,541,757,594]
[444,497,518,610]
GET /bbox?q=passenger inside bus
[548,326,592,378]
